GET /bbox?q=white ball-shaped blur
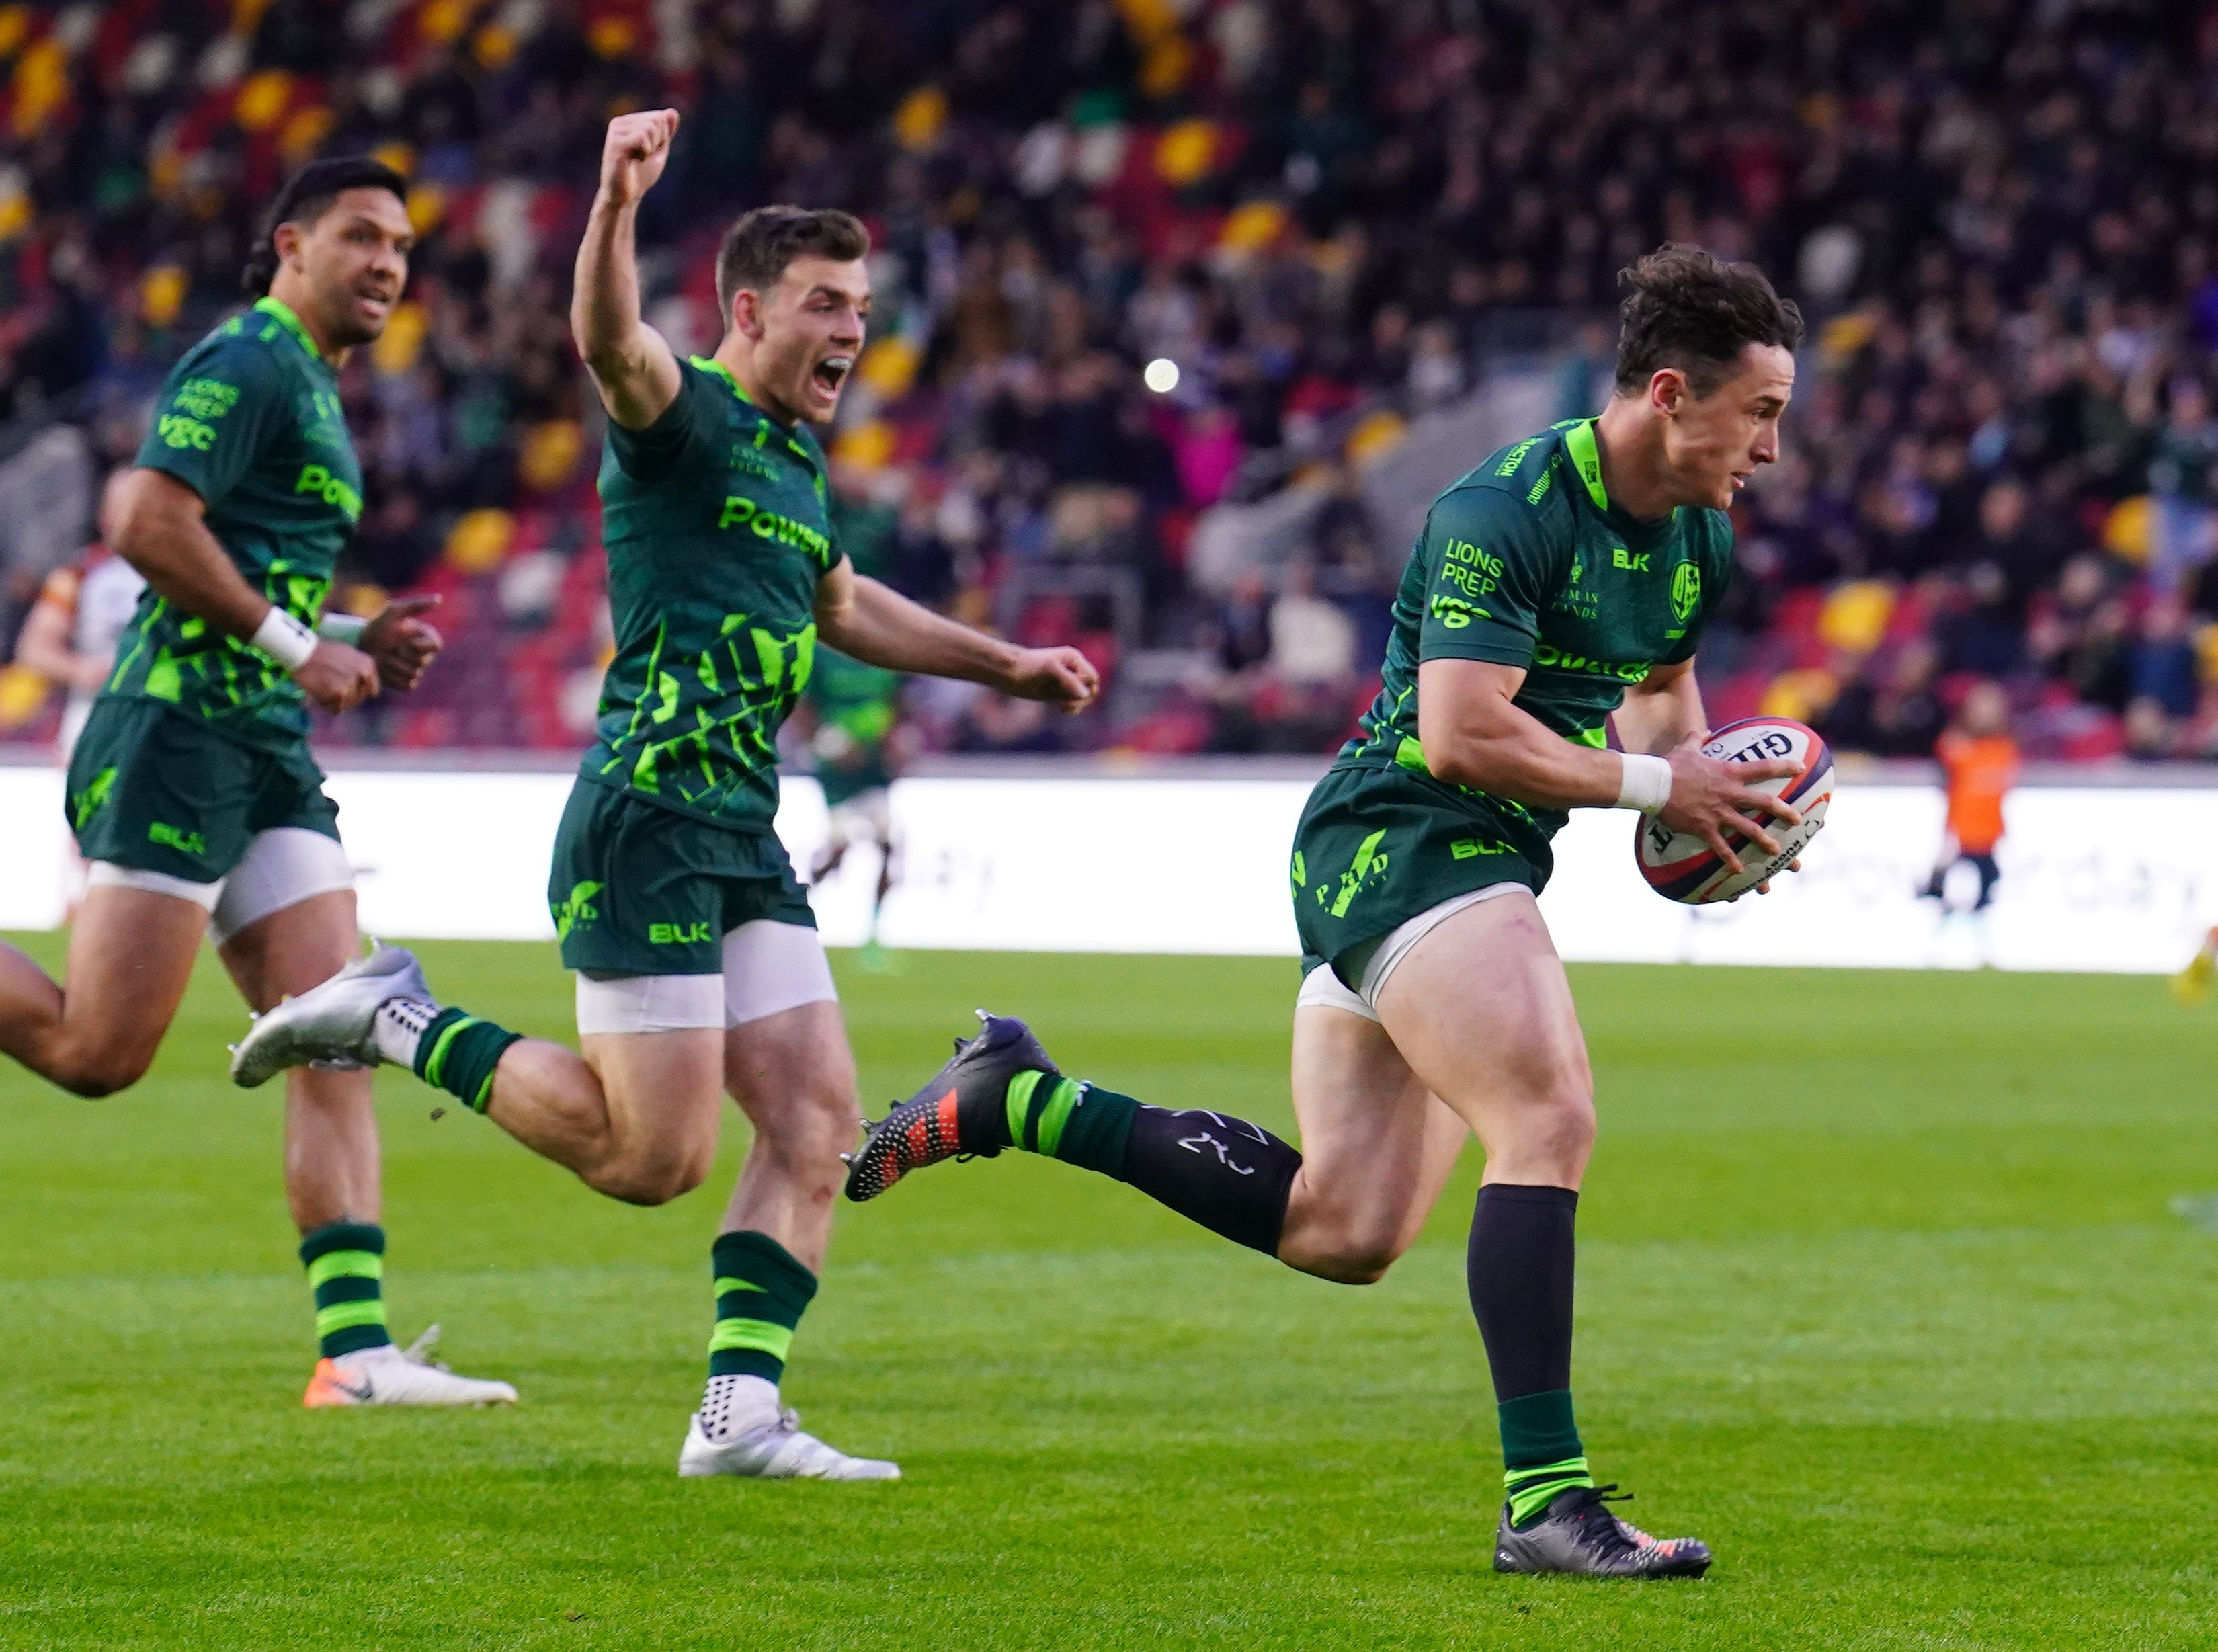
[1143,358,1180,394]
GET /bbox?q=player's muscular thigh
[1374,893,1594,1188]
[568,1028,727,1203]
[0,886,206,1096]
[1279,1005,1467,1283]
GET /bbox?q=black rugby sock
[1002,1077,1301,1256]
[1468,1183,1593,1524]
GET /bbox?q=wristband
[317,612,368,646]
[249,606,319,671]
[1614,752,1673,813]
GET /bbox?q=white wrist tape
[1614,752,1674,813]
[249,607,319,671]
[317,612,368,646]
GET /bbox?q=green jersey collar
[1562,416,1679,529]
[691,354,822,475]
[690,354,753,405]
[253,296,321,360]
[1563,418,1609,511]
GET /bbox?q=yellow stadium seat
[1817,580,1895,655]
[446,509,515,573]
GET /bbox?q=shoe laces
[1557,1484,1643,1560]
[725,1407,805,1447]
[398,1324,452,1372]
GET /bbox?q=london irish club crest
[1670,561,1701,624]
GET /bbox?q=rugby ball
[1634,717,1833,905]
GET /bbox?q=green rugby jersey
[582,356,840,830]
[807,646,899,807]
[115,296,362,749]
[1338,416,1735,843]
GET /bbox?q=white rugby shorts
[574,918,839,1035]
[1293,883,1528,1023]
[88,826,356,947]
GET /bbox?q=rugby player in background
[805,645,907,964]
[0,159,513,1407]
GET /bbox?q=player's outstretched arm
[572,110,683,431]
[1417,657,1798,872]
[110,468,378,712]
[814,559,1098,710]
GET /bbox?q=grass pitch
[5,940,2218,1649]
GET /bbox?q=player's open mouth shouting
[811,352,853,402]
[793,343,856,421]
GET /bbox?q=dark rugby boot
[843,1011,1057,1200]
[1493,1485,1712,1579]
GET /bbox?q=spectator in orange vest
[1923,679,2018,912]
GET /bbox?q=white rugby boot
[302,1326,518,1408]
[677,1378,898,1480]
[231,944,431,1087]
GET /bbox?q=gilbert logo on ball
[1635,717,1834,905]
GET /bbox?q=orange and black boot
[843,1011,1057,1200]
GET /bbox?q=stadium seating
[5,1,2218,761]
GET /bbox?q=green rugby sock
[300,1221,391,1358]
[411,1007,522,1114]
[997,1075,1301,1255]
[1000,1073,1137,1171]
[707,1231,817,1383]
[1500,1390,1592,1526]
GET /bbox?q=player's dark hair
[714,206,870,325]
[239,157,410,298]
[1612,244,1804,397]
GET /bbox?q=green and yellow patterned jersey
[113,296,362,751]
[1338,416,1735,845]
[581,356,840,831]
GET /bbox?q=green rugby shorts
[65,696,340,884]
[548,779,815,977]
[1290,761,1550,985]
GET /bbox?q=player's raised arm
[109,467,378,713]
[813,558,1098,710]
[572,110,684,429]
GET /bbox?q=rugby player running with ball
[844,246,1805,1573]
[0,159,514,1407]
[231,112,1098,1479]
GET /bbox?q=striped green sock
[707,1231,817,1383]
[1500,1388,1593,1526]
[411,1007,522,1114]
[1001,1073,1137,1173]
[299,1221,391,1359]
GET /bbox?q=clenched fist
[599,110,680,207]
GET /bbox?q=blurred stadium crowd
[3,0,2218,761]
